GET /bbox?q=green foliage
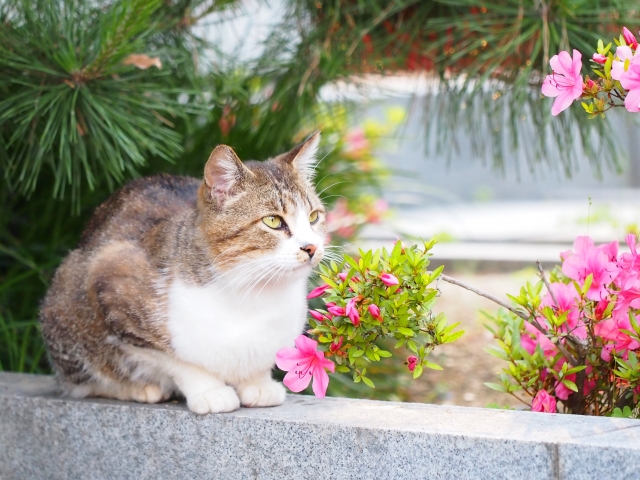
[307,240,464,389]
[264,0,638,173]
[0,0,217,207]
[485,266,640,415]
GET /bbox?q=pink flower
[521,322,557,358]
[329,336,343,353]
[307,284,330,299]
[611,45,640,82]
[326,304,345,316]
[343,127,369,154]
[309,310,326,322]
[541,49,584,116]
[368,304,382,321]
[337,272,347,281]
[380,273,399,286]
[275,335,335,398]
[407,355,418,372]
[623,27,638,49]
[595,299,609,320]
[531,389,557,413]
[621,64,640,113]
[540,282,586,338]
[592,53,607,64]
[561,236,619,301]
[594,316,640,361]
[345,297,360,326]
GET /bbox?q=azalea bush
[485,235,640,417]
[542,26,640,116]
[276,240,464,397]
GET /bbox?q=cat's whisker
[227,261,276,295]
[320,194,347,201]
[214,257,275,284]
[254,264,287,298]
[310,145,337,172]
[239,263,281,301]
[316,181,349,197]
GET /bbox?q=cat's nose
[301,244,317,259]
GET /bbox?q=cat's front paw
[238,381,286,408]
[187,386,240,414]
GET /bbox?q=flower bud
[368,304,382,321]
[623,27,638,49]
[330,336,343,353]
[345,297,360,326]
[380,273,399,286]
[307,284,330,299]
[407,355,418,372]
[592,53,606,65]
[309,310,325,322]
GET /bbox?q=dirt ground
[405,269,540,409]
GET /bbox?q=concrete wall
[1,372,639,479]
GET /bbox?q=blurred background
[1,0,639,408]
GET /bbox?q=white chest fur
[166,277,308,385]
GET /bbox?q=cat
[39,132,326,414]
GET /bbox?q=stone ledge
[1,372,639,480]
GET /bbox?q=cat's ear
[203,145,252,205]
[281,131,320,179]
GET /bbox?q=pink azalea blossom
[618,234,639,273]
[623,27,638,49]
[276,335,335,398]
[592,53,607,64]
[521,322,557,358]
[380,273,399,286]
[612,275,640,321]
[368,304,382,321]
[561,236,619,301]
[621,64,640,113]
[307,284,330,299]
[531,389,557,413]
[540,282,586,338]
[309,310,326,322]
[337,272,347,281]
[345,297,360,326]
[541,49,584,116]
[407,355,418,372]
[610,45,639,82]
[594,316,640,361]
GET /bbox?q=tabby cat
[39,133,326,414]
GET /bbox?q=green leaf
[443,330,464,343]
[581,273,593,297]
[561,379,578,393]
[335,365,350,373]
[424,361,442,371]
[412,364,424,379]
[361,376,375,388]
[484,382,507,393]
[397,327,415,337]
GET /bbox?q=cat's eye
[263,215,283,229]
[309,211,319,224]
